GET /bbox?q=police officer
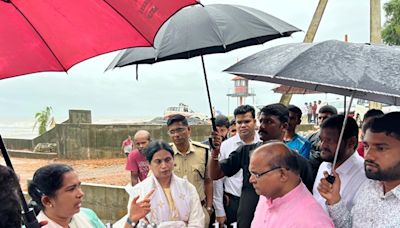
[167,114,213,228]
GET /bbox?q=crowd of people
[1,103,399,228]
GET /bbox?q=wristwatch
[206,206,214,213]
[126,217,138,227]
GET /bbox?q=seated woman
[125,140,204,228]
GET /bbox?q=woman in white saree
[126,140,205,228]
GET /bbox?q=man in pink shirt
[121,135,133,156]
[125,130,151,186]
[249,141,333,228]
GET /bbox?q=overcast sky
[0,0,390,122]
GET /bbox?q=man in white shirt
[318,112,400,227]
[213,105,260,227]
[313,115,367,212]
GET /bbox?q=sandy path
[1,157,130,191]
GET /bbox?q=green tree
[382,0,400,45]
[33,106,54,135]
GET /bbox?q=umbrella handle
[326,174,335,184]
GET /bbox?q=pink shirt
[125,149,149,181]
[122,138,133,146]
[251,182,334,228]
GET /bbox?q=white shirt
[328,180,400,228]
[313,152,367,213]
[213,133,260,217]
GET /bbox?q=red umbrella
[0,0,198,79]
[0,0,198,226]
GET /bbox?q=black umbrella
[107,3,301,132]
[225,39,400,181]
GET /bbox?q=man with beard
[313,115,367,212]
[209,103,314,228]
[307,105,338,178]
[213,105,260,227]
[318,112,400,227]
[126,130,151,186]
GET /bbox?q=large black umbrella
[107,3,301,131]
[225,39,400,180]
[225,40,400,105]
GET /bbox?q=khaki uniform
[171,141,211,228]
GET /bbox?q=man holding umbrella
[209,103,314,228]
[318,112,400,227]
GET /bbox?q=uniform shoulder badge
[191,141,210,150]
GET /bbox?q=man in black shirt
[209,103,314,228]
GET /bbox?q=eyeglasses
[167,127,186,135]
[250,166,282,179]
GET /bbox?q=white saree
[126,174,204,228]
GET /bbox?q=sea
[0,116,154,139]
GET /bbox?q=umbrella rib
[100,0,153,46]
[202,7,227,51]
[10,2,66,71]
[100,0,198,47]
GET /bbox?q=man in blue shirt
[284,105,311,159]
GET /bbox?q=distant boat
[164,103,208,120]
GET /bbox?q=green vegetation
[382,0,400,45]
[33,106,55,135]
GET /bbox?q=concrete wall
[23,182,128,224]
[81,183,128,224]
[4,110,212,159]
[56,123,211,159]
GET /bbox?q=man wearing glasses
[167,114,213,228]
[249,141,333,227]
[209,103,314,228]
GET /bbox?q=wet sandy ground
[1,157,130,191]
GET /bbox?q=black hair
[364,112,400,140]
[215,115,230,128]
[0,165,21,228]
[319,105,338,115]
[28,164,74,212]
[166,114,188,127]
[144,140,175,162]
[233,105,256,118]
[229,119,236,126]
[363,109,384,120]
[288,105,302,119]
[321,115,359,148]
[260,103,289,123]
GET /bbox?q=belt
[224,192,240,199]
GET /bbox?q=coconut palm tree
[33,106,54,135]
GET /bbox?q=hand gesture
[317,171,341,205]
[128,189,155,222]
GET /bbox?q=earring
[49,204,53,208]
